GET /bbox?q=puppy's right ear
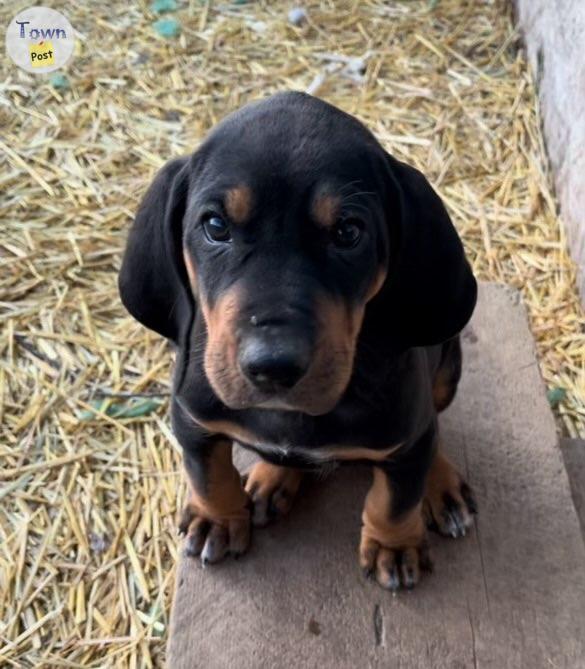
[119,156,194,345]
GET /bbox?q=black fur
[119,92,477,521]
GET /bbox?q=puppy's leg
[359,425,435,591]
[178,440,251,564]
[244,461,303,527]
[427,336,477,535]
[424,449,477,538]
[432,336,462,413]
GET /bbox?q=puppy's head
[120,92,476,414]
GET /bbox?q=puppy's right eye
[203,215,231,243]
[331,218,363,249]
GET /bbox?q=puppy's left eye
[203,215,231,243]
[331,218,363,249]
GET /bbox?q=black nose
[239,334,310,391]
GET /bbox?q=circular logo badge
[5,7,75,74]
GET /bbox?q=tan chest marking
[178,401,401,464]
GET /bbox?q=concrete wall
[515,0,585,299]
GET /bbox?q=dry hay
[1,0,584,666]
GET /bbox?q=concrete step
[168,284,585,668]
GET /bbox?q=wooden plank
[561,438,585,538]
[168,284,585,668]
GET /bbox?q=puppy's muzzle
[239,323,312,393]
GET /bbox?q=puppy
[119,92,477,591]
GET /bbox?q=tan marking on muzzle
[200,287,246,405]
[281,294,363,414]
[316,295,364,361]
[225,185,253,225]
[183,249,198,294]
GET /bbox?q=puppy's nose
[239,334,310,391]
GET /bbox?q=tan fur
[198,285,367,414]
[361,468,425,550]
[424,450,472,529]
[183,439,249,525]
[312,193,340,229]
[303,294,364,411]
[191,418,261,447]
[181,408,403,464]
[425,451,461,500]
[183,249,198,294]
[359,467,428,588]
[200,288,244,406]
[225,185,252,225]
[365,268,387,302]
[245,461,302,494]
[321,444,402,462]
[194,249,380,413]
[432,368,453,412]
[244,462,302,514]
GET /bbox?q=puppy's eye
[331,218,362,249]
[203,215,231,243]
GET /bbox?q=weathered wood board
[168,284,585,668]
[561,438,585,539]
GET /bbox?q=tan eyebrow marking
[312,192,341,229]
[224,185,253,225]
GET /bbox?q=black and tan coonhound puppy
[119,92,478,591]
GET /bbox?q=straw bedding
[1,0,583,666]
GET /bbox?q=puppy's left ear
[373,154,477,349]
[118,156,194,346]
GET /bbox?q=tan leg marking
[359,468,431,591]
[424,450,477,538]
[178,440,250,564]
[244,461,303,527]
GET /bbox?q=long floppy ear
[372,154,477,349]
[118,156,194,345]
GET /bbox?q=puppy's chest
[185,399,409,465]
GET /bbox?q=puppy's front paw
[178,502,250,565]
[361,469,432,592]
[359,532,433,592]
[243,461,302,527]
[424,452,477,538]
